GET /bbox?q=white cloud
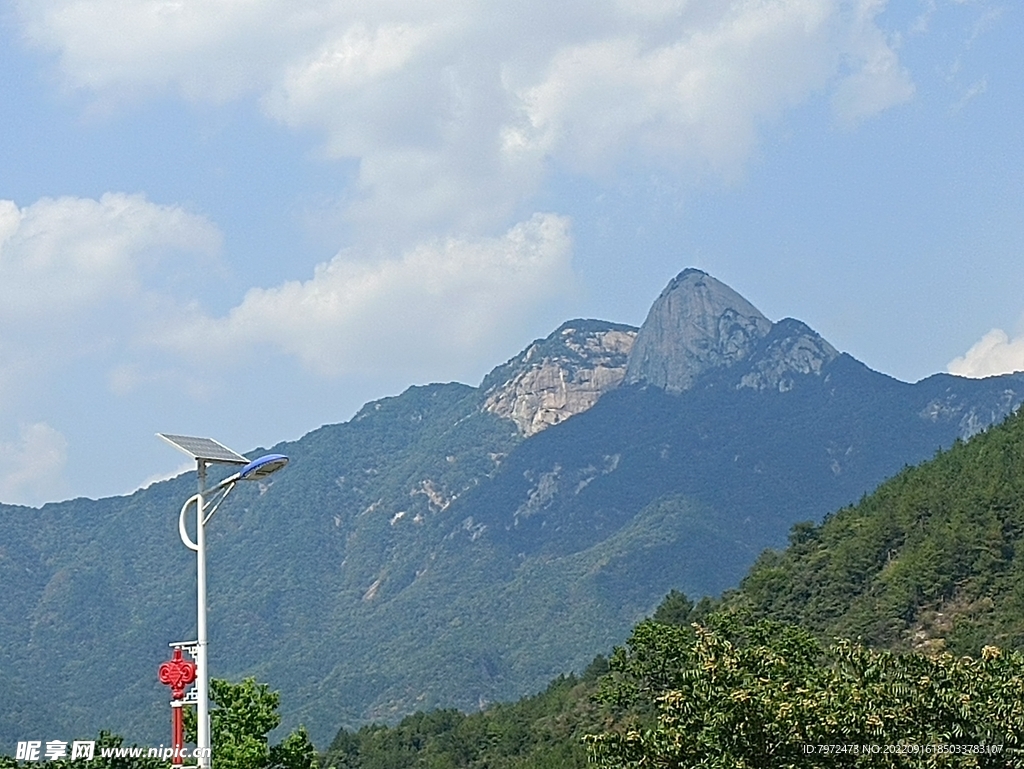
[948,329,1024,379]
[830,0,915,126]
[157,213,575,378]
[0,193,221,412]
[3,1,932,422]
[506,1,840,177]
[0,423,68,506]
[0,193,220,320]
[17,0,314,101]
[0,193,572,426]
[131,460,192,496]
[951,77,986,112]
[16,0,920,235]
[944,4,1002,113]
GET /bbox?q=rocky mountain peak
[624,269,773,392]
[482,319,637,436]
[736,318,839,392]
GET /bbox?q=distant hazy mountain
[2,268,1022,748]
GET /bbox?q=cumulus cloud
[157,213,575,378]
[948,329,1024,379]
[0,192,228,502]
[0,193,572,414]
[0,193,221,406]
[506,1,842,177]
[0,423,68,506]
[0,193,220,320]
[16,0,919,235]
[16,0,315,101]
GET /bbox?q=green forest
[318,407,1024,767]
[7,406,1024,767]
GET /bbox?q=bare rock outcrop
[482,320,637,436]
[484,270,841,436]
[737,318,839,392]
[624,269,772,392]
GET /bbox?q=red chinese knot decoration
[158,648,197,700]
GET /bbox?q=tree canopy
[586,612,1024,768]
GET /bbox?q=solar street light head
[160,434,289,490]
[157,434,249,465]
[238,454,289,481]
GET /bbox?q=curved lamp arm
[178,483,236,550]
[176,454,288,549]
[178,495,200,552]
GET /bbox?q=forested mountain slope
[734,405,1024,655]
[2,270,1023,749]
[321,401,1024,768]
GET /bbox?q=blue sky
[0,0,1021,506]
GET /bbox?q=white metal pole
[196,461,211,769]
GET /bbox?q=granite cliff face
[482,320,637,436]
[735,318,839,392]
[623,269,844,395]
[624,269,773,392]
[483,271,844,435]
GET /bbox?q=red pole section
[171,704,184,766]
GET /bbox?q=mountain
[482,319,636,436]
[733,403,1024,656]
[324,386,1024,769]
[2,269,1023,749]
[624,268,776,391]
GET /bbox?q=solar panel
[157,434,249,465]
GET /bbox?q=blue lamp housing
[238,454,289,481]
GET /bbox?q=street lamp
[158,434,289,769]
